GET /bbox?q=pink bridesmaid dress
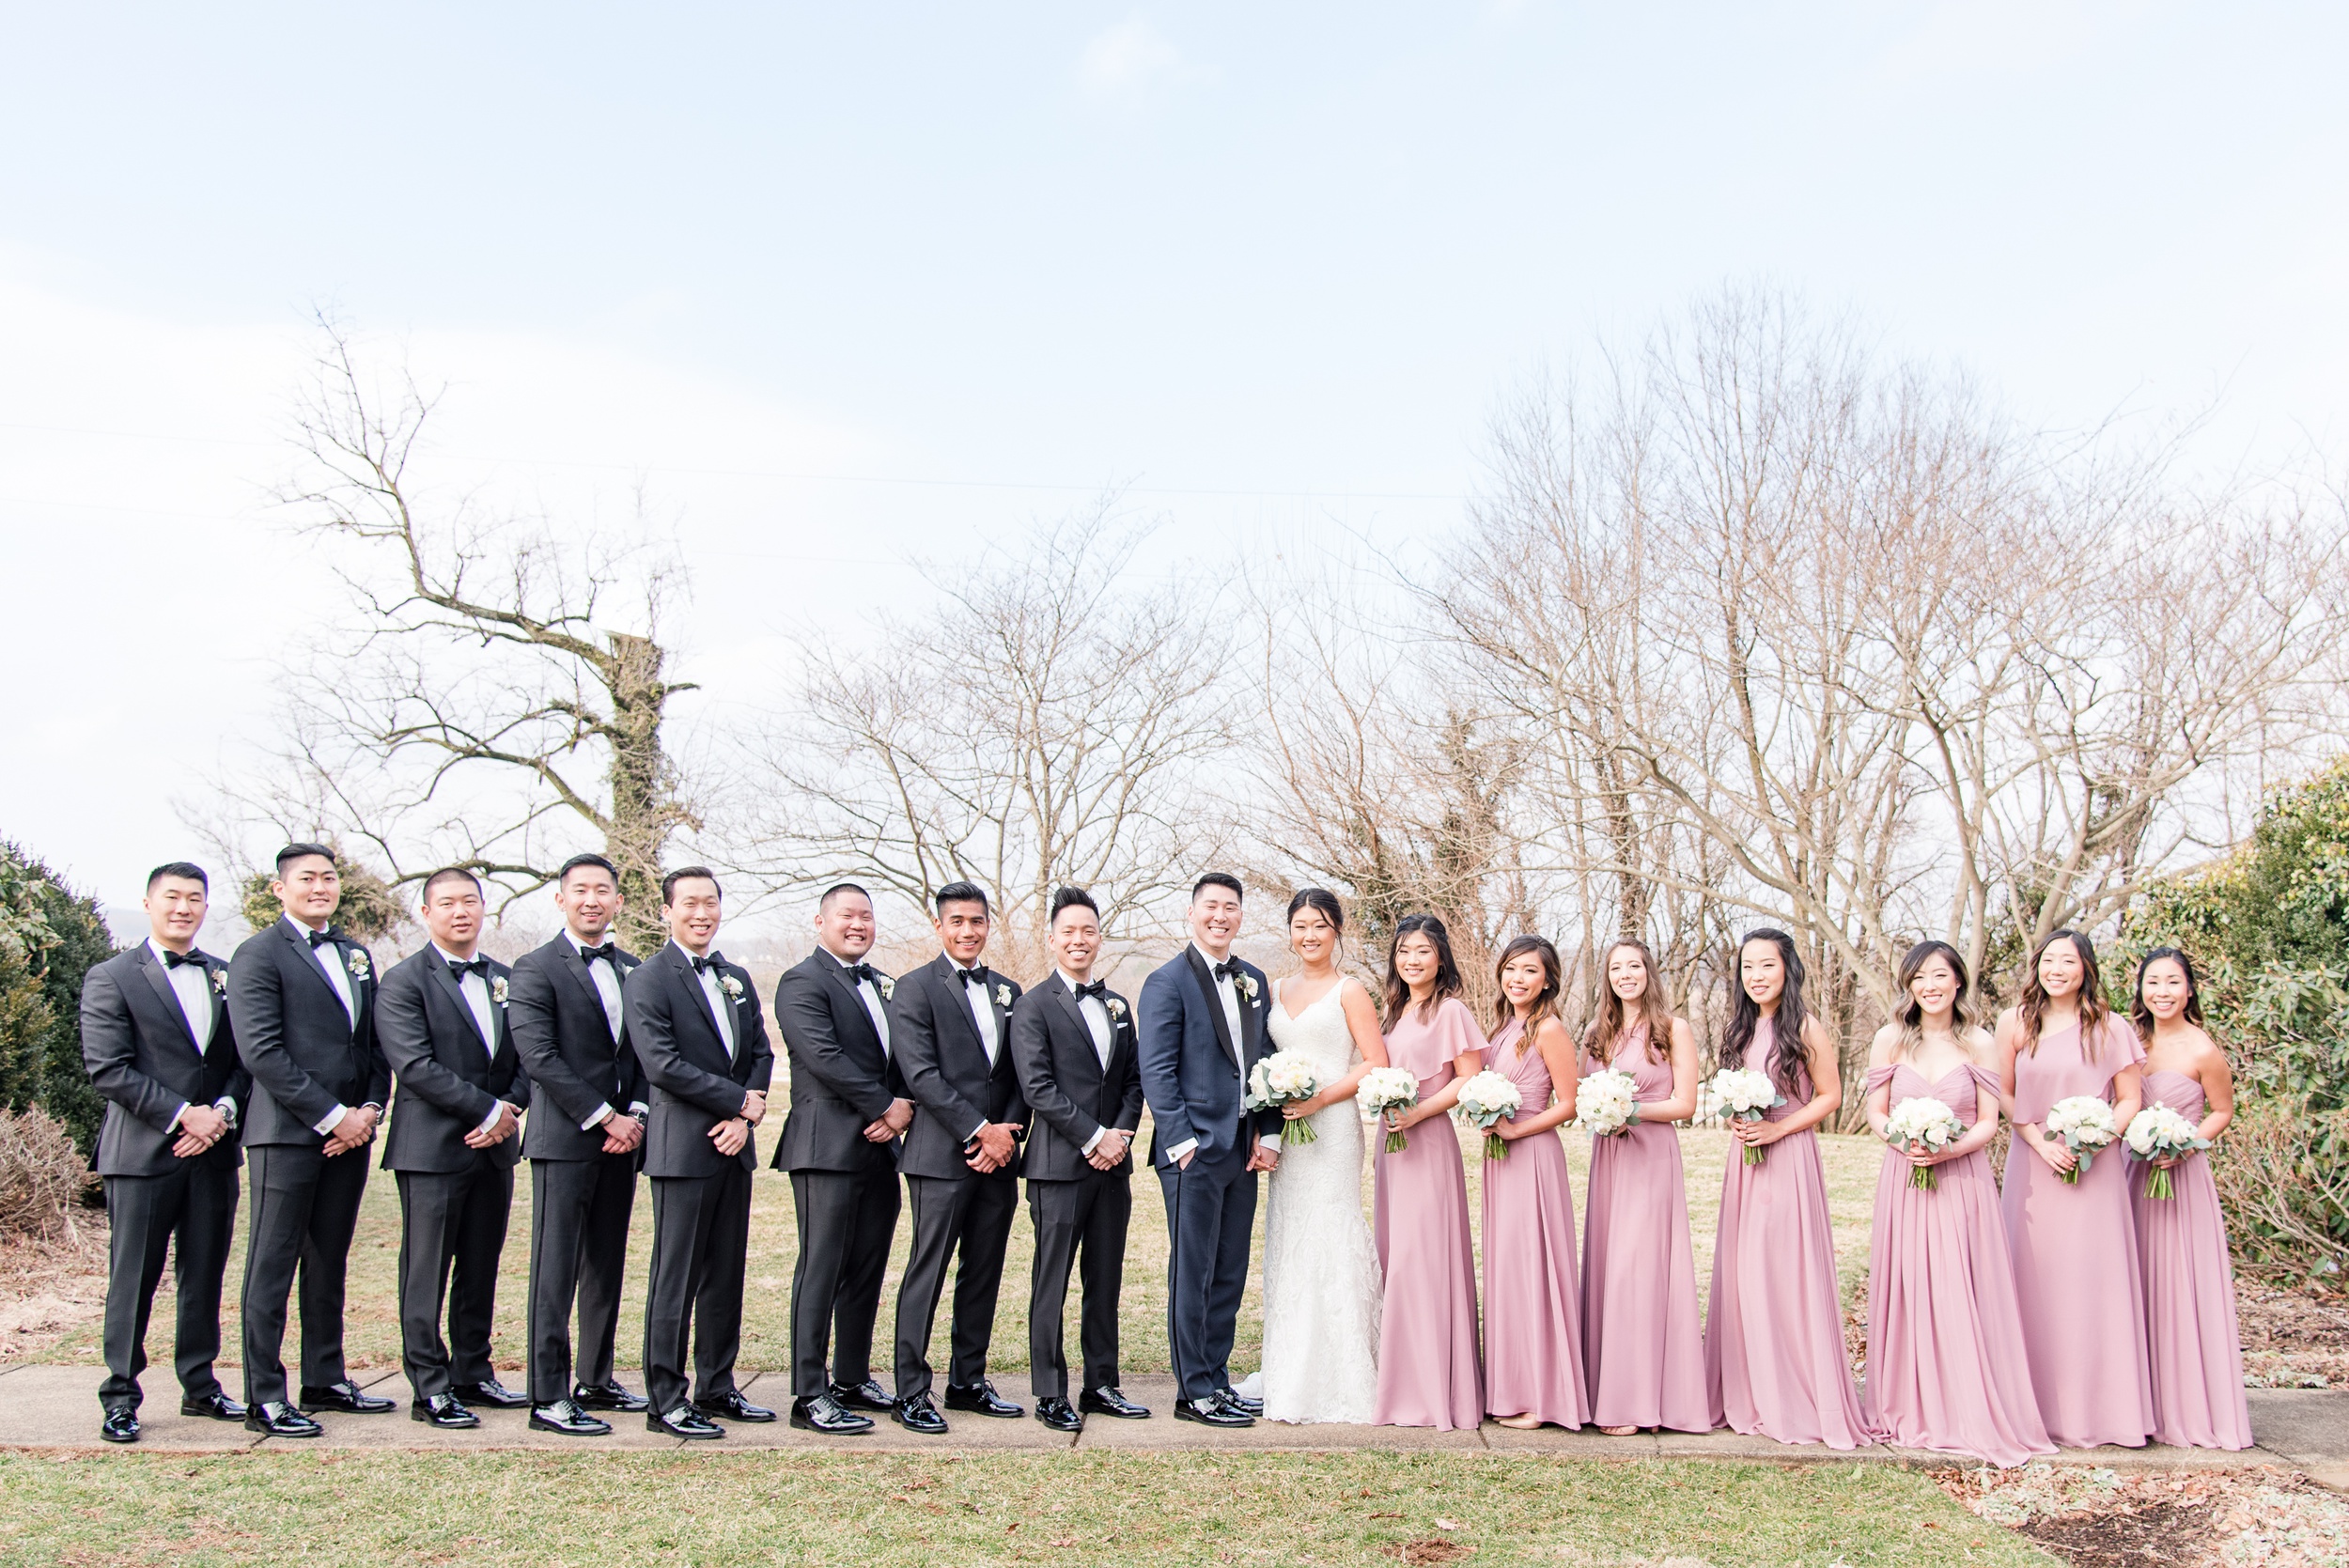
[1862,1061,2054,1466]
[1579,1026,1711,1432]
[1704,1018,1877,1448]
[2133,1069,2253,1450]
[1372,996,1485,1429]
[1479,1019,1592,1428]
[2002,1018,2155,1448]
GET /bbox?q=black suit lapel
[928,957,986,1060]
[427,959,490,1054]
[278,920,351,1018]
[1048,976,1105,1084]
[821,955,884,1055]
[134,945,202,1053]
[1183,945,1239,1068]
[664,945,730,1062]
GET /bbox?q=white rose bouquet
[1356,1066,1421,1154]
[1243,1050,1324,1145]
[1453,1070,1524,1160]
[1576,1068,1641,1139]
[2123,1103,2212,1200]
[1709,1066,1787,1166]
[2042,1094,2118,1186]
[1881,1095,1966,1190]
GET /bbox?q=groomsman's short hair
[819,881,871,911]
[274,842,335,874]
[1050,886,1098,923]
[147,862,208,891]
[421,866,483,902]
[1192,872,1243,903]
[662,866,722,905]
[556,852,619,887]
[934,880,989,914]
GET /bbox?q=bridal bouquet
[1453,1070,1523,1160]
[1357,1067,1421,1154]
[2124,1103,2212,1200]
[1709,1066,1787,1166]
[1244,1050,1324,1145]
[1881,1096,1965,1190]
[2043,1095,2119,1185]
[1576,1069,1641,1139]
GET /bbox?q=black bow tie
[691,952,727,975]
[448,956,490,979]
[577,941,617,965]
[305,927,338,950]
[955,966,988,988]
[1212,960,1239,982]
[1074,979,1109,1001]
[161,948,205,970]
[845,962,878,986]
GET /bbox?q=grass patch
[0,1450,2053,1567]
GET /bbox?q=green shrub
[0,842,118,1158]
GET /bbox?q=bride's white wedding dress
[1253,975,1381,1423]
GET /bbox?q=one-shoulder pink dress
[1862,1060,2054,1466]
[1372,996,1485,1429]
[1704,1018,1877,1448]
[1479,1019,1591,1428]
[2133,1068,2253,1450]
[2002,1019,2155,1449]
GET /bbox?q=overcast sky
[4,2,2344,922]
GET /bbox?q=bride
[1251,887,1388,1423]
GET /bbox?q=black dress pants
[240,1143,370,1406]
[786,1165,899,1397]
[892,1169,1018,1398]
[99,1161,240,1411]
[526,1153,638,1405]
[1025,1170,1131,1400]
[395,1161,515,1400]
[642,1163,752,1416]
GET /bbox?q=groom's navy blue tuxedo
[1136,944,1281,1405]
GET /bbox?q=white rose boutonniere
[877,975,895,1001]
[1105,996,1128,1020]
[719,972,745,1001]
[209,969,227,996]
[490,975,509,1006]
[1236,971,1259,1002]
[346,949,371,984]
[995,982,1013,1008]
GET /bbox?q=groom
[1135,872,1281,1427]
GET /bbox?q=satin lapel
[205,957,228,1049]
[427,960,490,1053]
[1183,946,1239,1068]
[278,920,349,1013]
[664,946,728,1060]
[134,946,202,1052]
[1048,977,1104,1083]
[928,958,986,1058]
[1237,964,1263,1062]
[823,957,883,1054]
[555,941,605,1016]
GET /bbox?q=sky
[4,1,2345,926]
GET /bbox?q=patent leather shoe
[452,1377,529,1409]
[529,1398,612,1436]
[1173,1394,1252,1427]
[572,1379,648,1412]
[245,1401,324,1437]
[828,1377,893,1412]
[179,1390,247,1421]
[1216,1387,1264,1418]
[648,1404,725,1439]
[892,1393,949,1434]
[1034,1396,1082,1433]
[100,1408,140,1443]
[943,1379,1024,1418]
[791,1393,875,1434]
[412,1393,480,1429]
[692,1389,775,1423]
[300,1380,395,1414]
[1081,1386,1151,1420]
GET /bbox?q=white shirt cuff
[628,1101,649,1119]
[1257,1134,1280,1153]
[967,1120,988,1143]
[583,1102,614,1132]
[1165,1137,1198,1163]
[168,1100,190,1133]
[476,1102,506,1136]
[1081,1125,1107,1155]
[213,1096,237,1125]
[314,1103,349,1136]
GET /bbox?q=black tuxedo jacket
[892,954,1027,1181]
[80,943,248,1178]
[626,943,772,1180]
[771,951,905,1174]
[228,918,389,1149]
[508,934,646,1162]
[1010,971,1143,1183]
[1135,945,1279,1168]
[377,947,527,1173]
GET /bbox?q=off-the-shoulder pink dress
[1372,996,1485,1429]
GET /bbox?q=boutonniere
[1105,996,1128,1020]
[1235,972,1259,1001]
[346,949,371,983]
[995,983,1013,1008]
[490,976,509,1006]
[209,968,227,996]
[719,972,745,1001]
[877,975,895,1001]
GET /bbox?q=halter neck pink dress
[1862,1059,2053,1466]
[1703,1017,1877,1448]
[2132,1068,2252,1450]
[1478,1019,1591,1428]
[1371,996,1485,1429]
[1579,1024,1710,1432]
[2002,1017,2155,1448]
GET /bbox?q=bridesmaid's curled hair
[1586,937,1672,1066]
[1381,913,1463,1024]
[1722,928,1813,1101]
[1490,934,1563,1056]
[1891,939,1976,1061]
[2019,928,2108,1059]
[2129,946,2205,1044]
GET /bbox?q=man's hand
[1086,1128,1130,1172]
[173,1104,228,1158]
[1174,1147,1195,1171]
[740,1089,768,1126]
[974,1123,1018,1166]
[882,1097,915,1134]
[323,1104,380,1157]
[709,1116,750,1157]
[1246,1142,1280,1173]
[600,1112,645,1155]
[465,1102,521,1150]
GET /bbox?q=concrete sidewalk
[3,1362,2341,1483]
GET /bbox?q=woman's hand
[1282,1092,1330,1121]
[1731,1116,1788,1149]
[2030,1129,2076,1174]
[1494,1117,1532,1142]
[1903,1144,1945,1171]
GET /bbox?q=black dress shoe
[529,1398,612,1436]
[179,1390,248,1421]
[245,1401,324,1437]
[943,1379,1024,1418]
[1216,1388,1265,1418]
[412,1393,480,1429]
[648,1404,725,1439]
[1173,1395,1253,1427]
[1081,1386,1152,1419]
[572,1379,649,1413]
[300,1380,396,1414]
[452,1377,530,1409]
[100,1408,140,1444]
[791,1393,875,1434]
[828,1377,893,1412]
[893,1393,949,1434]
[1034,1396,1082,1433]
[692,1389,776,1423]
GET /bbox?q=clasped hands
[171,1103,231,1159]
[863,1097,914,1144]
[322,1103,381,1157]
[710,1089,770,1157]
[464,1100,526,1150]
[965,1122,1020,1173]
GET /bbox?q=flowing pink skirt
[2132,1153,2253,1449]
[2002,1144,2155,1447]
[1373,1114,1483,1428]
[1581,1122,1710,1431]
[1481,1128,1591,1427]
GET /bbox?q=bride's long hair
[1490,934,1563,1057]
[1285,887,1346,970]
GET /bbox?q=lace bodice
[1266,977,1360,1079]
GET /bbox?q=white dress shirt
[1062,970,1127,1157]
[432,944,508,1136]
[567,929,646,1132]
[150,939,234,1135]
[822,947,891,1055]
[685,946,738,1058]
[284,914,373,1139]
[955,964,1002,1065]
[1162,943,1274,1166]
